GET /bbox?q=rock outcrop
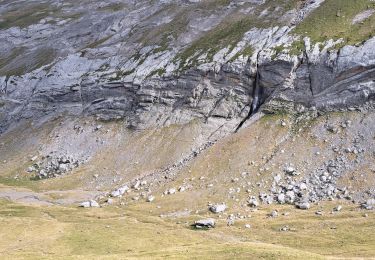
[0,0,374,134]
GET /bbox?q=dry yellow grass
[0,198,373,259]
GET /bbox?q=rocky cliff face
[0,0,374,134]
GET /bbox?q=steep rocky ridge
[1,0,374,135]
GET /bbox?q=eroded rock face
[0,0,374,134]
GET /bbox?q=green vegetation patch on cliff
[175,0,301,71]
[229,45,254,62]
[97,2,127,12]
[294,0,375,46]
[0,3,58,29]
[0,47,56,77]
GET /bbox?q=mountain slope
[0,0,374,258]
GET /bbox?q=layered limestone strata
[1,36,374,134]
[0,0,374,134]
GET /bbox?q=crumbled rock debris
[27,154,86,179]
